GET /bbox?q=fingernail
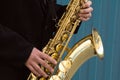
[44,74,48,78]
[48,68,54,73]
[55,61,57,65]
[53,60,57,65]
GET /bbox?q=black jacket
[0,0,67,80]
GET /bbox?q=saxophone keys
[66,22,72,29]
[45,69,51,75]
[62,33,69,41]
[28,73,37,80]
[71,15,77,22]
[59,59,72,73]
[55,44,63,52]
[51,52,59,60]
[49,75,61,80]
[45,63,53,74]
[39,77,46,80]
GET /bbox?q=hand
[79,1,93,21]
[25,47,57,78]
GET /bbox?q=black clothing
[0,0,80,80]
[0,0,65,80]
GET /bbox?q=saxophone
[27,0,104,80]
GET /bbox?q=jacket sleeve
[56,4,82,34]
[0,24,34,67]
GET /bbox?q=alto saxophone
[27,0,104,80]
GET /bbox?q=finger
[44,54,57,65]
[39,52,57,65]
[80,7,93,14]
[82,1,92,8]
[79,13,92,18]
[36,56,54,74]
[27,63,41,77]
[80,17,90,21]
[32,62,48,78]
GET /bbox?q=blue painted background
[57,0,120,80]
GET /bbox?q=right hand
[25,47,57,78]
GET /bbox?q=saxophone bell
[92,28,104,59]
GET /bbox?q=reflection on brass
[39,77,46,80]
[59,59,72,73]
[51,52,59,60]
[49,75,60,80]
[27,0,104,80]
[66,23,73,32]
[70,15,77,22]
[55,44,63,52]
[62,33,69,41]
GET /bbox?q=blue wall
[57,0,120,80]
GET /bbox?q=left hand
[78,1,93,21]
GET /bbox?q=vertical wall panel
[57,0,120,80]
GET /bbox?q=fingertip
[38,74,41,77]
[42,72,48,78]
[54,60,57,64]
[87,0,92,6]
[51,57,56,64]
[51,68,54,73]
[80,17,90,21]
[83,1,92,8]
[45,74,49,78]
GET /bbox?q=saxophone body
[27,0,104,80]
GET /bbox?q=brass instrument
[27,0,104,80]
